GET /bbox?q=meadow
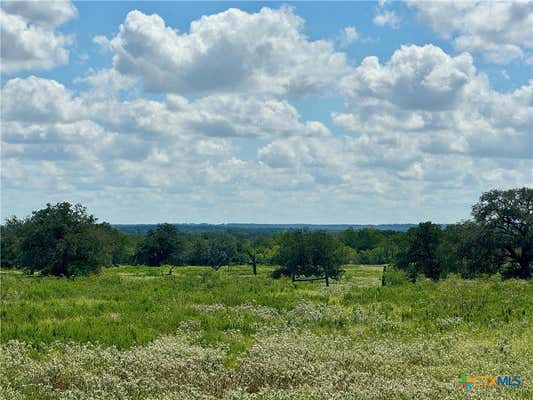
[1,265,532,399]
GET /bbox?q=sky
[1,1,532,224]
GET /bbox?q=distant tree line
[1,188,531,280]
[113,223,417,236]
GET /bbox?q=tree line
[1,188,531,281]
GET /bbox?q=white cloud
[0,1,77,73]
[2,6,531,224]
[258,137,339,170]
[408,0,533,64]
[0,75,331,185]
[167,95,331,139]
[75,68,137,98]
[334,44,533,162]
[100,7,350,97]
[338,26,358,48]
[3,45,530,222]
[1,0,77,26]
[373,10,402,28]
[92,35,110,48]
[1,76,82,122]
[339,44,475,111]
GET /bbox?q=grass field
[1,265,532,399]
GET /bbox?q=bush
[381,265,408,286]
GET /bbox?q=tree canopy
[472,187,532,279]
[275,230,347,284]
[134,223,185,267]
[396,222,443,281]
[11,203,106,276]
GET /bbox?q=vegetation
[3,188,530,282]
[0,187,532,398]
[0,203,120,277]
[274,230,347,285]
[240,237,269,275]
[472,187,532,279]
[1,265,531,399]
[396,221,443,281]
[394,187,532,281]
[134,223,185,267]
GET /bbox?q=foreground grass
[1,265,532,399]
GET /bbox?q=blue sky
[1,1,532,224]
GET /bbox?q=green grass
[2,265,333,349]
[1,265,532,399]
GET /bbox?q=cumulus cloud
[0,0,77,73]
[0,75,332,191]
[259,137,340,170]
[339,44,475,111]
[75,68,137,98]
[254,130,531,221]
[1,0,77,26]
[1,76,82,122]
[3,46,530,218]
[99,7,350,97]
[333,44,533,162]
[2,6,531,223]
[407,0,533,64]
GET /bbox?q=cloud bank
[1,5,531,223]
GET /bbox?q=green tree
[94,222,133,266]
[397,222,443,281]
[307,231,347,285]
[241,238,263,275]
[472,187,532,279]
[438,222,504,278]
[275,230,345,285]
[204,232,237,270]
[187,233,209,266]
[339,228,402,265]
[276,230,310,279]
[339,228,382,251]
[135,224,184,267]
[0,216,25,268]
[17,203,104,276]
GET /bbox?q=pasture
[1,265,532,399]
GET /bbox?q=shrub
[381,265,408,286]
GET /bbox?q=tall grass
[1,265,532,399]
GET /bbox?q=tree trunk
[252,260,257,275]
